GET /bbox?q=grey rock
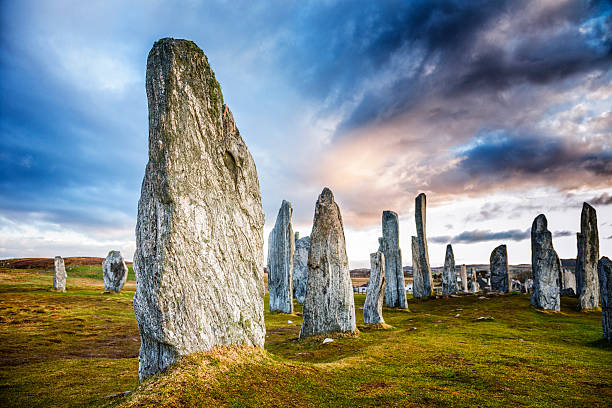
[413,193,432,298]
[378,237,384,252]
[576,202,600,310]
[364,251,386,324]
[560,268,576,295]
[411,236,424,298]
[477,273,488,291]
[102,250,129,293]
[442,244,458,295]
[293,235,311,304]
[471,268,480,293]
[598,256,611,341]
[267,200,295,313]
[133,38,265,382]
[299,188,356,339]
[460,264,468,292]
[490,245,510,293]
[530,215,561,311]
[381,211,407,308]
[53,256,66,292]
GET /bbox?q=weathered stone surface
[133,38,265,381]
[300,188,356,338]
[530,214,561,311]
[364,251,386,324]
[411,236,424,297]
[471,268,480,293]
[53,256,66,292]
[598,256,611,341]
[267,200,294,313]
[381,211,407,308]
[490,245,510,293]
[477,273,488,291]
[576,202,600,310]
[102,250,128,293]
[413,193,432,298]
[293,235,311,304]
[442,244,458,295]
[560,268,576,296]
[459,264,468,292]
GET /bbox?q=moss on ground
[0,267,610,407]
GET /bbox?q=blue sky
[1,0,611,267]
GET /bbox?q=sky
[0,0,611,268]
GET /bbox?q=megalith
[471,268,480,293]
[560,268,576,296]
[267,200,295,313]
[598,257,611,341]
[411,236,424,298]
[576,202,600,310]
[133,38,265,381]
[442,244,457,295]
[490,245,510,293]
[460,264,468,292]
[299,188,356,338]
[364,251,386,324]
[53,256,66,292]
[413,193,432,298]
[293,234,311,304]
[381,211,407,308]
[530,215,561,311]
[102,250,129,293]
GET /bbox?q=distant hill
[0,257,132,269]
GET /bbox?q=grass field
[0,264,610,407]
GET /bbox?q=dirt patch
[359,381,389,391]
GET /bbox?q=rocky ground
[0,261,610,407]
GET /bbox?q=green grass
[0,267,610,407]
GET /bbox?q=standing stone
[442,244,458,295]
[364,251,386,324]
[293,235,311,304]
[576,202,600,310]
[490,245,510,293]
[53,256,66,292]
[477,272,488,292]
[414,193,433,298]
[102,250,129,293]
[471,268,480,293]
[560,268,576,296]
[381,211,407,308]
[460,264,468,292]
[299,188,356,338]
[411,236,424,298]
[530,215,561,311]
[267,200,294,313]
[598,257,611,341]
[133,38,265,381]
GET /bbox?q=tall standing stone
[364,251,386,324]
[299,188,356,338]
[53,256,66,292]
[381,211,407,308]
[102,250,129,293]
[530,215,561,311]
[560,268,576,295]
[411,236,424,298]
[471,268,480,293]
[598,257,611,341]
[293,235,311,304]
[442,244,458,295]
[267,200,294,313]
[576,202,600,310]
[460,264,468,292]
[490,245,510,293]
[133,38,265,381]
[414,193,432,298]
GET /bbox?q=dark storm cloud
[430,228,530,244]
[589,192,612,205]
[553,231,574,238]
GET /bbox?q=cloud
[553,230,574,238]
[431,228,530,244]
[588,192,612,205]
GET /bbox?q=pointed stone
[293,235,311,304]
[490,245,510,293]
[381,211,407,308]
[413,193,432,298]
[267,200,295,313]
[442,244,458,295]
[299,188,356,338]
[530,215,561,311]
[53,256,66,292]
[133,38,265,382]
[460,264,468,292]
[102,250,129,293]
[364,251,386,324]
[576,202,600,310]
[598,257,611,341]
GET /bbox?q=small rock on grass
[475,316,495,321]
[322,338,334,344]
